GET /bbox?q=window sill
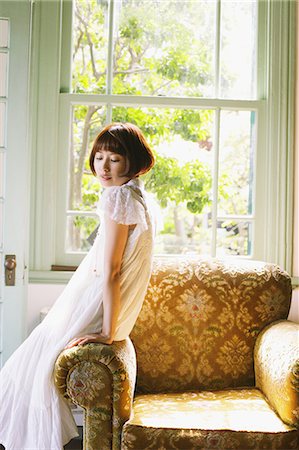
[29,270,73,284]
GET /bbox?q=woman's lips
[101,175,112,181]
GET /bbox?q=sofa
[54,258,299,449]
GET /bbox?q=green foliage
[69,0,252,255]
[143,153,211,215]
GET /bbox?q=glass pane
[113,0,215,97]
[218,110,255,216]
[0,53,8,97]
[220,0,257,99]
[72,0,109,93]
[0,102,5,146]
[216,221,252,256]
[113,106,214,255]
[66,215,99,252]
[0,202,3,249]
[0,152,4,197]
[0,302,2,356]
[0,253,3,300]
[0,19,9,48]
[69,105,106,211]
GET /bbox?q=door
[0,1,32,366]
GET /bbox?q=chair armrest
[254,320,299,427]
[54,338,136,450]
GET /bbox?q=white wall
[27,284,65,334]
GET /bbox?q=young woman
[0,123,157,449]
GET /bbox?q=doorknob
[5,254,16,286]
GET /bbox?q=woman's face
[94,150,131,187]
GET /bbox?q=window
[29,0,296,278]
[58,0,259,264]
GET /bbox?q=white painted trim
[263,0,296,272]
[60,93,263,110]
[60,0,73,93]
[214,0,221,98]
[29,270,73,284]
[106,0,114,97]
[30,0,62,271]
[55,92,75,265]
[211,109,220,257]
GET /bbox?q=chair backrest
[130,258,292,394]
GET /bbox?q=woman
[0,123,157,449]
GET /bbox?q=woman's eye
[95,156,103,160]
[111,159,120,163]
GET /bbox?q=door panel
[0,1,31,366]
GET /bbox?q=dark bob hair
[89,122,155,177]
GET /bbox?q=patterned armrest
[254,320,299,427]
[54,338,136,450]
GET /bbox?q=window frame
[29,0,296,284]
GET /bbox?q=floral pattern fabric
[255,320,299,427]
[54,338,136,450]
[122,389,298,449]
[53,257,297,450]
[131,258,292,393]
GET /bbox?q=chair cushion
[121,388,299,449]
[130,258,292,393]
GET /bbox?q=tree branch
[113,68,149,75]
[73,28,84,60]
[74,106,100,205]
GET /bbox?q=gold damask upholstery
[131,258,293,394]
[54,338,136,449]
[54,258,299,450]
[254,320,299,427]
[122,389,298,449]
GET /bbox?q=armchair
[54,258,299,449]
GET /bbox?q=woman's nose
[103,160,110,172]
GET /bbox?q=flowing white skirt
[0,202,154,449]
[0,248,105,450]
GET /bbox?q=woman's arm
[65,216,129,348]
[100,216,129,342]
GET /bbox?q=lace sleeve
[97,184,148,233]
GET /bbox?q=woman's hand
[64,333,113,349]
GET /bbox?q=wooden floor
[64,427,83,450]
[0,427,83,450]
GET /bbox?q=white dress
[0,178,156,450]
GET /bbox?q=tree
[69,0,249,255]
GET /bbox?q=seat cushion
[121,388,298,449]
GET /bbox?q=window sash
[56,93,262,265]
[56,0,262,265]
[28,0,296,282]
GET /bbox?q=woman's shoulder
[98,178,148,227]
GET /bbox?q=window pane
[0,152,4,197]
[113,0,215,97]
[218,110,255,216]
[0,53,8,97]
[112,106,214,255]
[66,215,98,252]
[0,102,5,146]
[220,0,257,99]
[216,221,253,256]
[0,19,9,48]
[72,0,109,93]
[0,201,3,249]
[69,105,106,211]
